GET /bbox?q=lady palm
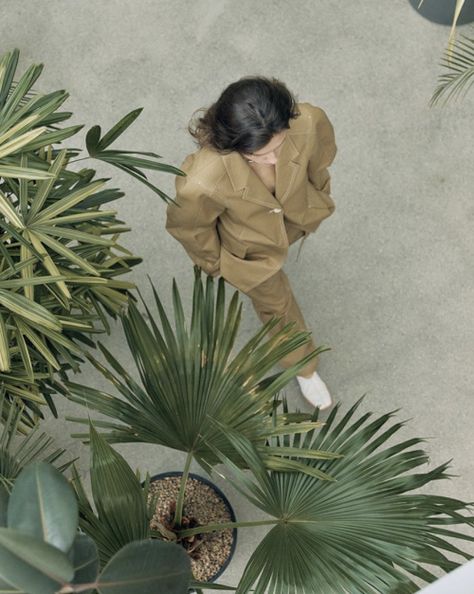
[0,48,181,426]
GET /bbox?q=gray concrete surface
[2,0,474,590]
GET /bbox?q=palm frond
[70,424,151,568]
[212,399,474,594]
[431,35,474,105]
[65,268,326,472]
[0,391,71,489]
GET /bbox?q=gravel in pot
[147,472,237,583]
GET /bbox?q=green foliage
[0,48,180,427]
[0,462,191,594]
[65,269,335,476]
[0,391,71,486]
[431,34,474,105]
[210,399,474,594]
[7,462,78,553]
[71,424,151,567]
[85,108,184,203]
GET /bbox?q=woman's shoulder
[293,102,332,132]
[178,145,227,194]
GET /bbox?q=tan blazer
[166,102,337,292]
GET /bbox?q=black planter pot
[408,0,474,25]
[148,471,238,586]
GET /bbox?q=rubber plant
[0,460,191,594]
[65,270,474,593]
[0,48,182,429]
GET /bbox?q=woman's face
[242,130,287,166]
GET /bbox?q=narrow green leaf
[0,165,53,180]
[0,312,10,372]
[0,190,23,229]
[26,230,71,299]
[0,49,20,109]
[15,320,60,370]
[0,127,47,159]
[28,149,68,220]
[24,125,84,152]
[31,230,101,277]
[32,179,106,224]
[0,113,40,144]
[0,289,61,331]
[95,108,143,152]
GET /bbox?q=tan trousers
[244,223,318,378]
[245,269,318,378]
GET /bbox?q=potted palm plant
[0,47,182,429]
[64,269,474,593]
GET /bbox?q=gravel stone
[148,476,235,582]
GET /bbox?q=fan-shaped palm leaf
[65,269,334,475]
[70,424,151,568]
[431,35,474,105]
[206,398,474,594]
[0,391,71,489]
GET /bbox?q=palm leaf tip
[431,34,474,106]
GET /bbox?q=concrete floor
[3,0,474,590]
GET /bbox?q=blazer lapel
[275,133,301,204]
[222,151,277,208]
[222,132,302,208]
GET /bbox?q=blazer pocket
[221,234,248,259]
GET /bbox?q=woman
[166,76,337,409]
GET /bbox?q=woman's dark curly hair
[188,76,300,154]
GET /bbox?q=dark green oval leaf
[7,462,78,553]
[0,528,73,594]
[68,533,99,592]
[97,540,191,594]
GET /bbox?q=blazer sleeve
[306,106,337,222]
[166,171,225,276]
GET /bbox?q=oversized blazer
[166,102,337,293]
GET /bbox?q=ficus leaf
[7,462,78,553]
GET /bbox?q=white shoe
[296,371,333,410]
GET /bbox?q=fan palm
[190,398,474,594]
[0,48,182,426]
[0,390,71,490]
[65,269,341,524]
[71,423,226,593]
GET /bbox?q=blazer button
[270,208,282,213]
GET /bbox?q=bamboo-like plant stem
[178,518,279,538]
[174,451,194,527]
